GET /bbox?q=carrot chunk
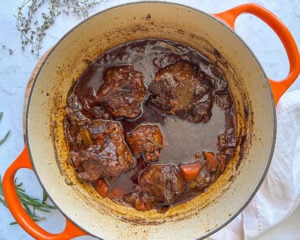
[203,151,218,172]
[135,198,152,211]
[80,128,93,146]
[93,178,109,198]
[108,187,125,199]
[179,162,202,181]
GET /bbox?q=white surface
[0,0,299,239]
[211,90,300,240]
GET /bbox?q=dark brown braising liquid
[64,39,237,211]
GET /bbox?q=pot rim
[25,1,276,239]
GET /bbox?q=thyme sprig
[15,0,104,55]
[0,112,10,145]
[0,176,56,225]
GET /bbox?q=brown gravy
[64,39,237,211]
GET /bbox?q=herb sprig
[0,112,10,145]
[0,176,56,225]
[0,111,55,224]
[16,0,104,55]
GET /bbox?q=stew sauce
[64,39,237,212]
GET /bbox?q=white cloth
[211,90,300,239]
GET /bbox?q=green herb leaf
[0,175,56,225]
[42,189,48,204]
[0,130,10,145]
[0,112,10,145]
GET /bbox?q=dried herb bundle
[16,0,104,55]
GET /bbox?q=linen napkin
[210,90,300,239]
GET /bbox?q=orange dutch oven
[3,2,300,240]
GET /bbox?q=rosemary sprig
[15,0,104,55]
[0,112,10,145]
[0,131,10,145]
[0,111,54,225]
[0,176,56,225]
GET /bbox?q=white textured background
[0,0,299,239]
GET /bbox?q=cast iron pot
[3,2,300,239]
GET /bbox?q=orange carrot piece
[80,128,93,146]
[179,162,202,181]
[93,178,109,198]
[204,151,218,172]
[135,198,152,211]
[107,187,125,199]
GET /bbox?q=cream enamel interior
[26,2,275,239]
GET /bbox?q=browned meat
[148,60,213,123]
[140,164,184,204]
[148,60,199,114]
[215,90,233,109]
[96,65,146,119]
[188,171,212,191]
[69,120,134,181]
[63,39,238,212]
[64,97,90,151]
[191,94,213,123]
[213,75,228,92]
[123,192,154,211]
[125,124,163,162]
[217,128,236,150]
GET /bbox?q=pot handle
[214,4,300,105]
[2,146,87,240]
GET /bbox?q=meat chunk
[123,192,154,211]
[148,60,199,113]
[64,95,91,151]
[148,60,213,123]
[140,164,184,204]
[217,128,236,150]
[125,124,163,162]
[191,94,213,123]
[215,89,233,109]
[69,120,134,181]
[96,65,146,119]
[188,171,212,191]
